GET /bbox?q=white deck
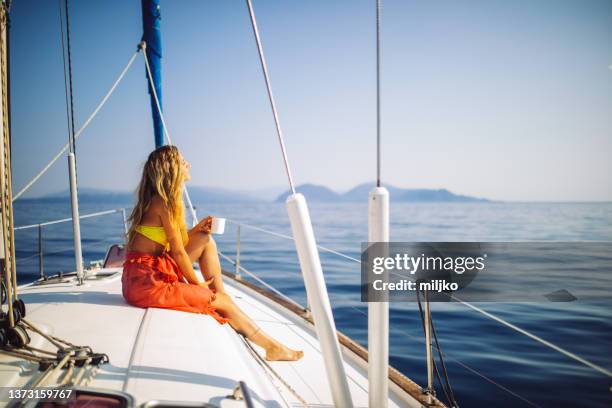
[0,268,424,407]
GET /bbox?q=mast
[141,0,164,148]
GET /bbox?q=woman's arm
[158,201,201,285]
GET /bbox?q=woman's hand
[196,216,213,234]
[196,277,215,289]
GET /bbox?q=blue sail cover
[141,0,164,148]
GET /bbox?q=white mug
[210,217,226,235]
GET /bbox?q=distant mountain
[42,186,262,204]
[40,183,489,204]
[275,183,341,202]
[276,182,489,203]
[342,183,404,201]
[397,188,488,202]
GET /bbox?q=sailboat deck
[0,267,430,407]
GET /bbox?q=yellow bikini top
[135,224,168,246]
[135,225,188,251]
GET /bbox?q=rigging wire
[57,0,72,142]
[429,307,458,406]
[403,323,544,408]
[452,295,612,379]
[64,0,76,154]
[245,0,296,195]
[416,288,459,407]
[415,289,453,406]
[376,0,381,187]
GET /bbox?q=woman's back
[129,195,167,255]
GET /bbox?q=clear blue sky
[9,0,612,201]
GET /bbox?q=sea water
[13,198,612,407]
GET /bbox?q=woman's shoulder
[149,195,167,213]
[141,195,167,226]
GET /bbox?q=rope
[24,345,57,356]
[238,333,310,407]
[2,319,110,388]
[22,319,67,350]
[0,348,45,363]
[245,0,296,195]
[12,49,140,201]
[1,1,18,322]
[71,357,92,385]
[140,42,198,227]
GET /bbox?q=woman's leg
[211,292,304,361]
[185,231,226,294]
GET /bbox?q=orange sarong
[122,250,229,325]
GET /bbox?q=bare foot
[266,344,304,361]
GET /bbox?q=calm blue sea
[13,198,612,408]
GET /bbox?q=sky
[8,0,612,201]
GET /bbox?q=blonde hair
[126,145,188,250]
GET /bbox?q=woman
[122,145,303,362]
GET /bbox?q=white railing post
[38,224,45,280]
[368,186,389,408]
[286,193,353,408]
[121,208,128,236]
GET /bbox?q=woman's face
[180,154,191,181]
